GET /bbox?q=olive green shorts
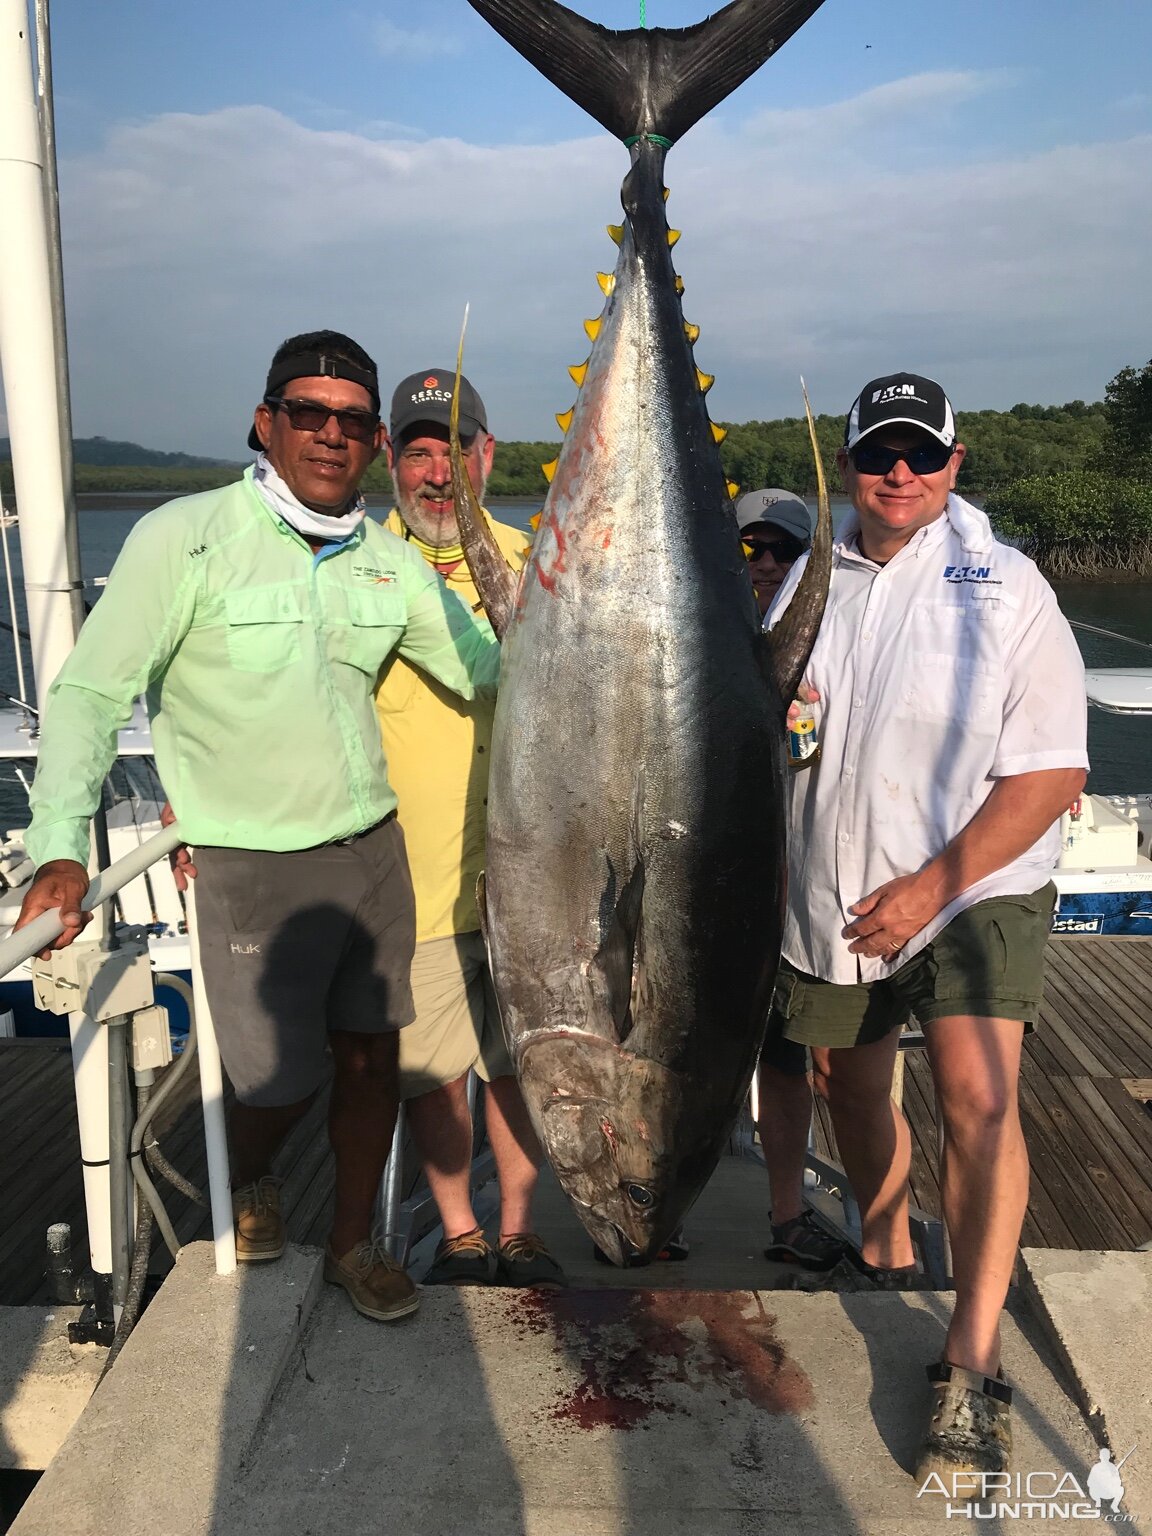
[770,884,1056,1051]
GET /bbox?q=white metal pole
[0,0,82,700]
[185,880,236,1276]
[67,1008,112,1274]
[34,0,84,622]
[0,502,30,714]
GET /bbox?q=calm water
[0,495,1145,828]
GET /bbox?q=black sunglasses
[849,439,954,476]
[742,534,805,565]
[265,395,379,444]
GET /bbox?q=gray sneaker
[763,1211,846,1272]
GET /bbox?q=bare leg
[485,1074,544,1242]
[813,1030,915,1270]
[327,1030,401,1257]
[755,1062,814,1226]
[927,1016,1028,1378]
[405,1074,480,1240]
[231,1095,314,1187]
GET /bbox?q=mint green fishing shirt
[26,471,500,867]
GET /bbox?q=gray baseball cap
[734,488,812,544]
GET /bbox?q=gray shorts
[195,816,416,1107]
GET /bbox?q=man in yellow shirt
[375,369,566,1287]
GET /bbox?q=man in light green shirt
[16,330,500,1323]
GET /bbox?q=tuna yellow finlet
[726,480,740,500]
[711,422,727,445]
[667,229,681,248]
[542,458,559,483]
[683,322,700,344]
[529,512,542,530]
[607,223,624,245]
[555,408,574,434]
[696,368,715,393]
[568,361,589,388]
[596,272,616,296]
[663,186,670,202]
[675,275,685,295]
[584,317,602,342]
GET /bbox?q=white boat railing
[0,821,237,1285]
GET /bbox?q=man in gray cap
[730,486,844,1274]
[16,329,503,1325]
[735,487,813,617]
[374,368,566,1288]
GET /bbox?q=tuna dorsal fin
[449,309,519,640]
[765,379,833,703]
[466,0,826,146]
[592,855,646,1044]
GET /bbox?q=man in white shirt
[766,373,1088,1479]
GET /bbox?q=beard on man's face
[393,463,488,549]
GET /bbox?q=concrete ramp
[13,1242,1123,1536]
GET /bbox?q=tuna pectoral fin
[591,857,645,1044]
[450,314,518,640]
[467,0,826,145]
[765,380,834,704]
[476,872,489,949]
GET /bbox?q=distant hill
[0,435,239,470]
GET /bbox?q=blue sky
[5,0,1150,456]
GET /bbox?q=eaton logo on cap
[872,383,926,406]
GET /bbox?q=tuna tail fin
[450,308,519,640]
[766,379,833,704]
[467,0,826,144]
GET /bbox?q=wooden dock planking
[2,936,1152,1302]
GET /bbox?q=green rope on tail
[639,0,647,25]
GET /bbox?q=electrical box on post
[31,938,155,1021]
[131,1005,173,1071]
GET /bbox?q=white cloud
[29,74,1152,457]
[374,20,463,59]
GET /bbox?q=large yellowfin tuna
[453,0,832,1264]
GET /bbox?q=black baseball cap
[390,369,487,442]
[844,373,956,451]
[247,333,380,451]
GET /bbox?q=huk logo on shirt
[230,942,261,956]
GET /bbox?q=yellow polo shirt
[374,508,528,942]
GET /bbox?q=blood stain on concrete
[506,1289,812,1432]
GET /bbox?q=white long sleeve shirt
[767,493,1088,984]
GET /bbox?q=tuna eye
[624,1182,655,1209]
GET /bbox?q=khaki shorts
[398,931,513,1098]
[770,885,1056,1051]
